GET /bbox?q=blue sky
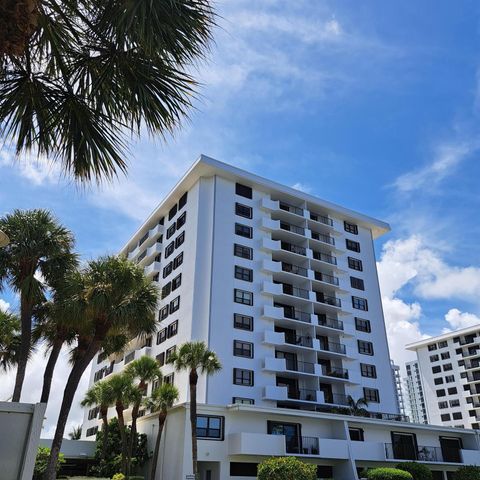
[1,0,480,430]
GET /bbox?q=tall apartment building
[391,361,406,417]
[81,156,480,479]
[405,360,428,424]
[408,326,480,430]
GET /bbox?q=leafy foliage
[33,447,65,479]
[453,465,480,480]
[396,462,432,480]
[0,308,21,371]
[111,474,125,480]
[68,425,82,440]
[366,467,413,480]
[257,457,317,480]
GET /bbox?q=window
[349,428,364,441]
[235,203,252,219]
[172,274,182,291]
[166,346,176,362]
[233,368,254,386]
[441,352,450,360]
[165,241,175,258]
[166,223,176,239]
[430,354,439,362]
[154,253,161,263]
[436,389,446,397]
[355,317,371,333]
[230,462,258,477]
[88,406,99,420]
[235,223,253,238]
[441,413,451,422]
[438,340,448,348]
[159,305,169,321]
[432,366,441,374]
[348,257,363,271]
[350,277,365,290]
[352,296,368,311]
[164,373,174,385]
[444,376,454,385]
[443,363,453,371]
[438,401,448,409]
[234,313,253,331]
[167,320,178,338]
[236,183,253,199]
[177,212,186,229]
[452,412,463,420]
[233,340,253,358]
[170,296,180,313]
[450,399,460,407]
[163,262,173,278]
[97,351,107,364]
[234,289,253,306]
[361,363,377,378]
[358,340,374,355]
[161,282,171,298]
[434,377,444,385]
[156,352,165,367]
[235,266,253,282]
[196,415,224,440]
[157,328,167,344]
[86,426,98,437]
[232,397,254,405]
[448,387,458,395]
[363,387,380,403]
[344,221,358,234]
[346,239,361,252]
[168,204,177,221]
[175,231,185,248]
[178,192,188,210]
[234,243,253,259]
[173,252,183,269]
[428,343,437,351]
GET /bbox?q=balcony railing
[137,250,147,262]
[323,392,350,406]
[315,292,342,307]
[285,436,319,455]
[369,412,410,422]
[279,201,304,216]
[124,352,135,364]
[314,271,339,286]
[310,212,333,226]
[284,335,314,348]
[317,314,344,331]
[287,388,317,401]
[280,221,305,236]
[281,283,310,299]
[385,444,461,463]
[281,241,307,256]
[312,250,337,265]
[320,365,349,379]
[282,262,308,277]
[285,359,315,374]
[311,231,335,245]
[319,341,346,354]
[275,304,311,323]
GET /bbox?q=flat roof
[120,154,391,253]
[407,323,480,351]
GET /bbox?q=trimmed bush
[454,465,480,480]
[396,462,433,480]
[257,456,317,480]
[112,474,125,480]
[366,467,413,480]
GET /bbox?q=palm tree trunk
[100,410,109,463]
[116,403,128,476]
[44,342,99,480]
[127,401,140,476]
[189,369,199,479]
[40,338,63,404]
[149,412,167,480]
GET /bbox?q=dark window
[166,223,176,239]
[436,389,446,397]
[232,397,254,405]
[441,414,451,422]
[448,387,458,395]
[167,320,178,338]
[350,277,365,290]
[196,415,224,440]
[172,274,182,291]
[361,363,377,378]
[355,317,371,333]
[346,239,361,252]
[166,346,176,362]
[158,217,165,225]
[178,192,188,210]
[169,296,180,313]
[165,241,175,258]
[86,426,98,437]
[348,257,363,271]
[175,231,185,248]
[363,387,380,403]
[349,428,364,441]
[235,203,252,219]
[445,375,455,383]
[154,253,162,263]
[233,340,253,358]
[177,212,186,229]
[450,400,460,407]
[428,343,437,351]
[234,289,253,306]
[235,266,253,282]
[352,296,368,311]
[234,313,253,331]
[344,221,358,234]
[233,368,254,386]
[163,262,173,278]
[438,401,448,409]
[443,363,453,371]
[430,355,439,362]
[156,352,165,367]
[159,305,169,321]
[236,183,253,199]
[157,328,167,344]
[168,204,177,221]
[235,223,253,238]
[434,377,444,385]
[234,243,253,259]
[432,366,441,374]
[358,340,374,355]
[173,252,184,269]
[452,412,463,420]
[161,282,171,298]
[438,340,448,348]
[441,352,450,360]
[230,462,258,477]
[164,373,174,385]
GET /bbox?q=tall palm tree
[0,309,21,372]
[347,395,369,417]
[144,383,179,480]
[0,209,76,401]
[68,425,82,440]
[124,355,161,476]
[0,0,215,183]
[81,379,115,463]
[45,256,158,480]
[167,341,221,479]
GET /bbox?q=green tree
[125,355,161,476]
[68,425,82,440]
[453,465,480,480]
[144,383,179,480]
[0,0,215,183]
[33,447,65,480]
[396,462,432,480]
[0,209,76,402]
[257,457,317,480]
[347,395,369,416]
[0,309,21,372]
[167,341,221,479]
[44,256,158,480]
[366,467,413,480]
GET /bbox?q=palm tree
[0,309,21,372]
[44,256,158,480]
[144,383,179,480]
[167,341,221,479]
[347,395,369,417]
[124,355,161,476]
[0,0,215,183]
[0,209,76,402]
[81,379,115,462]
[68,425,82,440]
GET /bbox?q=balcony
[310,231,335,245]
[285,359,316,375]
[312,250,337,265]
[385,444,463,463]
[228,433,285,456]
[279,201,304,216]
[318,340,346,355]
[323,392,350,406]
[280,221,305,236]
[310,212,333,227]
[287,388,318,402]
[272,304,312,323]
[285,436,319,455]
[315,292,342,308]
[280,283,310,299]
[317,314,344,331]
[320,365,349,380]
[285,334,314,349]
[313,271,339,286]
[144,261,161,276]
[281,262,308,277]
[281,241,307,256]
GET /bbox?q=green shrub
[129,476,144,480]
[396,462,432,480]
[112,474,125,480]
[33,447,65,480]
[366,467,413,480]
[257,456,317,480]
[454,466,480,480]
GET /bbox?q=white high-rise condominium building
[81,156,480,479]
[405,360,428,424]
[408,326,480,430]
[391,361,406,417]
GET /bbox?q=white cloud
[0,299,10,312]
[444,308,480,330]
[291,182,312,193]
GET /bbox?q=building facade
[391,361,406,417]
[405,360,428,424]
